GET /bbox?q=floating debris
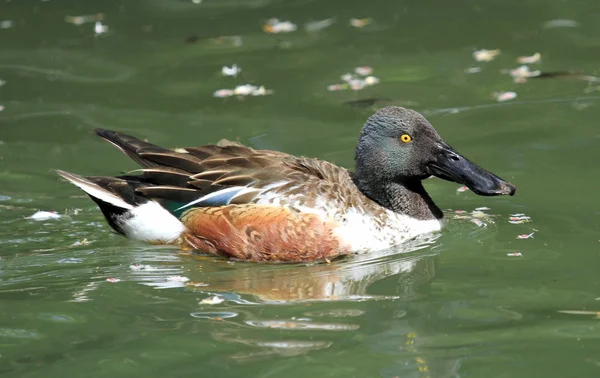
[355,66,373,76]
[70,238,91,247]
[328,69,380,92]
[94,21,109,36]
[213,85,273,98]
[235,84,260,96]
[65,14,103,26]
[457,186,469,193]
[350,18,373,28]
[516,232,535,239]
[186,281,209,287]
[470,218,486,227]
[0,105,4,112]
[129,264,157,271]
[250,85,273,96]
[517,53,541,64]
[200,296,225,305]
[27,211,61,221]
[473,49,500,62]
[0,20,14,29]
[465,67,482,74]
[221,64,241,77]
[508,65,541,83]
[543,19,579,29]
[507,252,523,257]
[304,18,334,32]
[470,210,487,218]
[327,84,348,92]
[493,91,517,102]
[263,18,297,34]
[166,276,189,283]
[455,210,467,214]
[213,89,235,98]
[106,278,121,283]
[558,310,600,318]
[475,207,491,211]
[509,214,531,224]
[364,76,379,86]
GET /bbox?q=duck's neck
[352,173,443,221]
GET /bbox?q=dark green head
[355,106,516,196]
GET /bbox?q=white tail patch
[121,201,187,243]
[56,170,133,210]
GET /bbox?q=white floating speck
[106,277,121,283]
[507,252,523,257]
[355,66,373,76]
[129,264,157,271]
[543,19,578,29]
[364,76,380,86]
[475,207,491,211]
[94,21,108,35]
[251,85,273,96]
[327,83,347,91]
[341,73,354,82]
[508,65,541,82]
[349,18,372,28]
[200,296,225,305]
[166,276,189,283]
[493,91,517,102]
[263,18,297,34]
[221,64,241,77]
[516,232,535,239]
[27,211,61,221]
[234,84,257,96]
[517,53,541,64]
[473,49,500,62]
[213,89,235,98]
[457,186,469,192]
[0,20,15,29]
[465,67,482,74]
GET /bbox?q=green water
[2,0,600,377]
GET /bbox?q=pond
[1,0,600,377]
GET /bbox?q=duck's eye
[400,134,412,143]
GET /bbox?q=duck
[56,106,515,262]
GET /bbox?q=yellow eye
[400,134,412,143]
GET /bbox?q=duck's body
[57,107,515,262]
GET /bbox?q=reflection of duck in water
[182,234,442,303]
[56,106,515,262]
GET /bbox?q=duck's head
[355,106,516,196]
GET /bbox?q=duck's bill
[427,144,516,196]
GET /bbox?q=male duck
[57,107,515,262]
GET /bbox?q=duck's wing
[90,129,355,211]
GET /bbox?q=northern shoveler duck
[57,106,515,262]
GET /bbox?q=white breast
[334,208,444,253]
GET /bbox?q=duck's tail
[56,170,186,243]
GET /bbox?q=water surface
[2,0,600,377]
